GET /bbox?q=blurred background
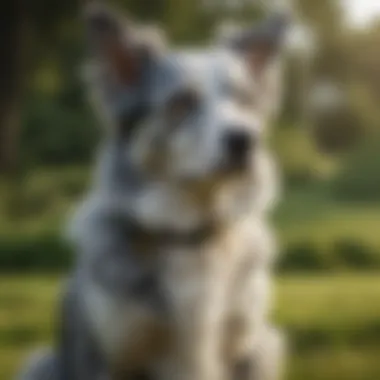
[1,0,380,379]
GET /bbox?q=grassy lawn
[0,274,379,380]
[274,184,380,253]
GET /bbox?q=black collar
[90,214,220,300]
[122,217,219,249]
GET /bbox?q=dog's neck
[118,213,221,254]
[109,179,260,236]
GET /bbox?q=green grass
[276,275,380,327]
[274,184,380,247]
[272,184,380,269]
[0,274,379,380]
[0,167,89,237]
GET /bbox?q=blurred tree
[0,1,28,174]
[289,0,380,154]
[0,0,81,173]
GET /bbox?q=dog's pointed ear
[217,15,290,122]
[83,2,164,86]
[227,14,290,76]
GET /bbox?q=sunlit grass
[275,274,380,327]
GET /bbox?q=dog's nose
[223,129,254,166]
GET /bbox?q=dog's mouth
[219,154,252,176]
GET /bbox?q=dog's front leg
[224,220,284,380]
[227,267,272,362]
[233,326,285,380]
[57,277,108,380]
[226,266,284,380]
[175,287,225,380]
[162,252,228,380]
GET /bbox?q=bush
[0,233,73,273]
[0,233,379,273]
[21,94,99,167]
[271,126,336,187]
[330,137,380,202]
[278,242,335,273]
[334,239,380,270]
[278,239,380,273]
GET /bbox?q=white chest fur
[82,217,274,379]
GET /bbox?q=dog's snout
[223,129,254,167]
[225,130,251,154]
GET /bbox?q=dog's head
[83,3,288,226]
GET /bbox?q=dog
[17,3,288,380]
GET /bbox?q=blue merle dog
[17,3,289,380]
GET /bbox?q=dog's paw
[231,327,286,380]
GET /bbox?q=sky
[345,0,380,27]
[202,0,380,28]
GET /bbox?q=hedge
[0,233,379,273]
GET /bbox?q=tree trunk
[0,0,27,175]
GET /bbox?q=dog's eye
[165,89,200,125]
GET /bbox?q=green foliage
[22,95,99,166]
[334,239,379,269]
[330,137,380,201]
[0,233,72,273]
[278,242,333,272]
[0,167,90,242]
[271,126,337,186]
[278,239,380,273]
